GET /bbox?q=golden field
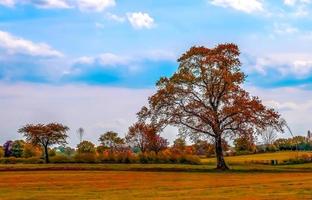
[0,171,311,200]
[0,151,311,200]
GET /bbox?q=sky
[1,0,312,146]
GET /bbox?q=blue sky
[1,0,312,145]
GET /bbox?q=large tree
[138,43,283,170]
[18,123,69,163]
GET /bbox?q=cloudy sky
[0,0,312,146]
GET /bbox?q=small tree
[261,127,278,146]
[126,122,168,153]
[11,140,25,158]
[172,137,187,153]
[234,135,256,153]
[3,141,13,157]
[126,122,156,153]
[0,146,4,158]
[23,143,42,158]
[99,131,124,152]
[77,141,96,154]
[18,123,69,163]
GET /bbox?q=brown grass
[0,171,311,200]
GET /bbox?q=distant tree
[22,143,42,158]
[172,137,187,153]
[274,138,293,150]
[77,141,96,154]
[0,146,4,158]
[77,127,84,143]
[18,123,69,163]
[148,134,168,153]
[3,140,13,157]
[192,140,213,156]
[234,134,256,153]
[96,145,108,155]
[138,44,283,169]
[99,131,125,152]
[11,140,25,158]
[261,127,278,145]
[126,122,161,153]
[63,147,76,157]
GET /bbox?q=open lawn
[0,171,311,200]
[201,151,312,165]
[0,152,311,199]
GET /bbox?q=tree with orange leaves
[138,43,283,170]
[126,122,168,153]
[18,123,69,163]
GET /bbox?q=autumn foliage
[138,43,283,170]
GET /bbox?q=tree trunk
[215,136,229,170]
[44,145,49,163]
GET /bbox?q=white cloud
[273,23,298,35]
[127,12,155,29]
[247,53,312,77]
[284,0,297,6]
[0,0,14,7]
[284,0,311,6]
[0,0,116,11]
[32,0,72,9]
[0,30,63,57]
[75,56,95,64]
[210,0,263,13]
[106,13,126,23]
[98,53,131,66]
[247,86,312,137]
[77,0,115,12]
[75,53,131,67]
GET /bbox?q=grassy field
[0,171,311,200]
[0,151,311,199]
[201,151,312,164]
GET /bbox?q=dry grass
[201,151,312,164]
[0,171,311,200]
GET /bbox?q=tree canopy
[138,43,283,170]
[18,123,69,163]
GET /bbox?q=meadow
[0,171,311,200]
[0,151,311,200]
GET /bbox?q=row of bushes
[0,152,201,165]
[0,157,44,164]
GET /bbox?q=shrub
[0,147,4,158]
[282,154,312,165]
[11,140,25,158]
[0,157,43,164]
[23,143,42,158]
[48,148,56,157]
[77,141,96,154]
[74,153,96,163]
[50,155,73,163]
